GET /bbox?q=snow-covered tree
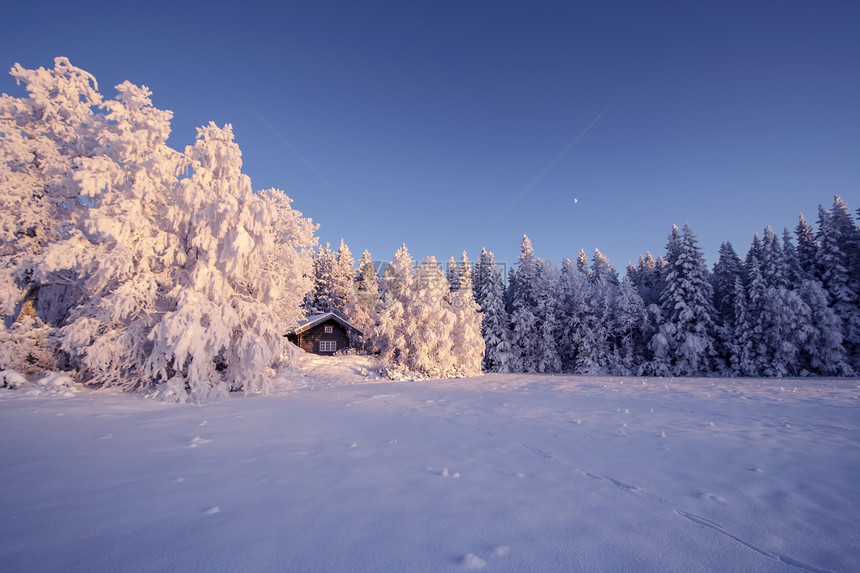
[506,235,541,372]
[475,248,511,372]
[782,228,804,287]
[352,249,379,335]
[141,123,314,401]
[610,277,647,375]
[571,251,617,374]
[590,248,618,286]
[796,279,852,375]
[372,248,482,378]
[372,244,413,368]
[795,214,818,280]
[815,197,860,368]
[652,224,717,376]
[0,58,106,369]
[305,243,337,313]
[628,252,665,307]
[506,235,539,313]
[576,249,589,274]
[712,243,743,323]
[534,259,562,373]
[446,256,460,293]
[557,256,588,370]
[448,252,484,375]
[258,189,317,330]
[411,256,457,377]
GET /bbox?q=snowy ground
[2,359,859,572]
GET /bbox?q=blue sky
[2,1,858,272]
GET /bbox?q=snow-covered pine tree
[710,242,744,374]
[610,276,647,375]
[449,252,484,376]
[334,240,356,306]
[725,274,751,376]
[372,244,413,369]
[572,250,618,374]
[411,256,456,377]
[761,227,790,290]
[712,243,744,325]
[557,256,588,371]
[333,239,366,347]
[475,248,512,372]
[795,213,818,280]
[506,235,541,372]
[816,197,860,368]
[628,252,664,307]
[797,279,852,375]
[534,259,562,373]
[576,249,589,274]
[446,256,460,293]
[590,248,618,286]
[654,223,717,376]
[305,242,337,313]
[352,250,380,336]
[741,253,768,377]
[782,228,804,288]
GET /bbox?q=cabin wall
[298,320,350,354]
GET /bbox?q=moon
[573,197,578,204]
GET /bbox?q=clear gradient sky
[2,1,858,271]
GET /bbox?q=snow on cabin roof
[290,312,364,336]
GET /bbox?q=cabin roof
[290,312,364,336]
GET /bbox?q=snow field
[1,373,858,572]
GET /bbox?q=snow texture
[2,363,858,572]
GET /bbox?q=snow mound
[288,351,384,388]
[460,553,486,569]
[22,372,82,396]
[0,370,27,389]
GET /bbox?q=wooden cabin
[286,312,364,355]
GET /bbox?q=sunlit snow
[2,356,858,572]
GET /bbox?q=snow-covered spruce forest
[2,59,859,403]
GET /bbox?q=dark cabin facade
[287,312,363,355]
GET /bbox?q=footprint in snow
[459,553,486,569]
[188,436,212,448]
[524,446,553,459]
[695,492,725,502]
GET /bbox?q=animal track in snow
[695,492,725,502]
[578,470,832,573]
[523,446,553,459]
[676,510,834,573]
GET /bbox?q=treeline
[476,199,859,377]
[304,195,859,378]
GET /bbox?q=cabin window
[324,325,333,334]
[319,340,337,352]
